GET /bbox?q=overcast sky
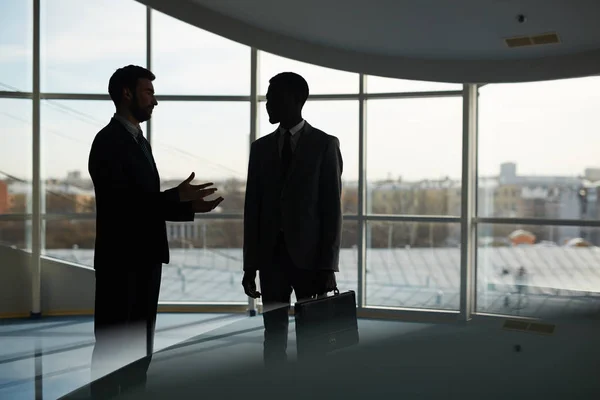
[2,0,600,184]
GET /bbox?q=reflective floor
[2,312,600,400]
[0,313,246,400]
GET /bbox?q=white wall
[0,246,32,317]
[0,245,95,317]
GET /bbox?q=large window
[161,219,246,303]
[477,223,600,318]
[40,0,146,93]
[152,102,249,302]
[476,77,600,318]
[5,0,600,321]
[0,99,32,250]
[0,0,32,92]
[151,101,250,203]
[478,78,600,220]
[41,101,113,264]
[152,10,250,95]
[366,221,460,310]
[366,97,462,216]
[150,12,251,302]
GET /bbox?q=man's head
[266,72,309,125]
[108,65,157,123]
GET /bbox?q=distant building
[0,181,9,214]
[8,181,95,213]
[477,162,581,244]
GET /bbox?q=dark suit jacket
[243,122,343,272]
[88,118,194,270]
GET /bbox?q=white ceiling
[138,0,600,83]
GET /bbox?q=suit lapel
[120,129,160,187]
[140,137,160,184]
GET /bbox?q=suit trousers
[91,262,162,397]
[259,233,322,366]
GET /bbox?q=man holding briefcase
[242,72,343,366]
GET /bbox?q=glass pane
[259,52,358,94]
[41,101,124,211]
[258,100,359,214]
[366,221,460,310]
[151,102,249,215]
[0,99,32,214]
[41,0,146,93]
[366,97,463,216]
[477,223,600,318]
[161,219,245,302]
[0,221,28,249]
[478,77,600,219]
[44,219,95,266]
[0,0,32,91]
[338,221,359,296]
[367,75,460,93]
[152,10,250,95]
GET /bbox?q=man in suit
[242,72,343,365]
[88,65,223,395]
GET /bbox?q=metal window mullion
[247,47,259,315]
[257,94,358,102]
[475,217,600,227]
[0,91,32,99]
[250,48,258,144]
[365,91,463,100]
[255,90,462,102]
[31,0,42,317]
[364,215,461,223]
[459,84,478,322]
[357,73,367,307]
[146,6,152,145]
[38,93,251,101]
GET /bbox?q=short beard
[129,93,150,123]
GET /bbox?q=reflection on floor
[0,313,246,400]
[1,312,417,400]
[59,312,600,399]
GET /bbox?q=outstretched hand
[178,172,217,202]
[192,195,224,213]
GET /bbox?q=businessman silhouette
[88,65,223,396]
[242,72,343,365]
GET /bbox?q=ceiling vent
[505,32,560,48]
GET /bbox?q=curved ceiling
[137,0,600,84]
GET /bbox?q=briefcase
[294,289,359,357]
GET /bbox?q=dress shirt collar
[278,119,305,136]
[113,113,142,138]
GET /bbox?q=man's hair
[269,72,309,105]
[108,65,155,107]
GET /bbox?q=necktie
[136,133,154,166]
[281,130,292,178]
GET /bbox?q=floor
[53,312,600,400]
[1,312,415,400]
[3,312,599,399]
[0,313,246,400]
